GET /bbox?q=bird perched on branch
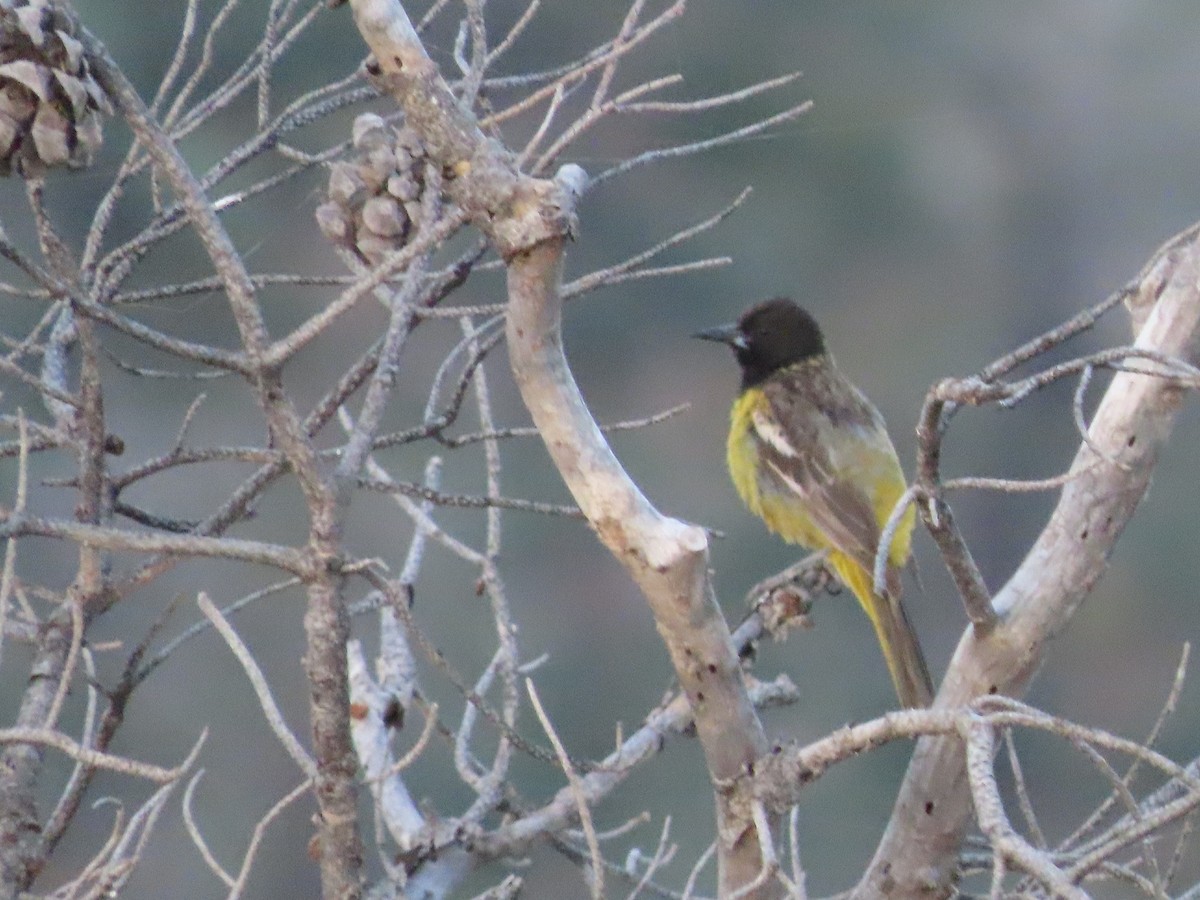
[695,297,933,708]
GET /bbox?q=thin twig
[197,593,316,777]
[527,677,604,900]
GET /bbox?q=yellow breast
[725,387,914,567]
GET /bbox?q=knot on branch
[1125,222,1200,339]
[486,165,586,262]
[933,375,996,405]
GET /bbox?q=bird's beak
[693,322,746,350]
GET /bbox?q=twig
[1003,728,1046,851]
[182,771,234,889]
[727,802,782,899]
[681,841,717,900]
[197,593,316,777]
[527,677,604,900]
[625,815,675,900]
[0,515,305,572]
[355,474,584,517]
[230,779,313,900]
[0,726,200,783]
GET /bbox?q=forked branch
[855,224,1200,898]
[342,0,797,894]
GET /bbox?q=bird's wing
[750,368,894,573]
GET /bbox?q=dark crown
[734,297,825,386]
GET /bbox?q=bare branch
[0,727,194,783]
[343,1,802,892]
[857,227,1200,898]
[964,715,1085,898]
[527,677,604,899]
[197,593,316,777]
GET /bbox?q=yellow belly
[726,389,913,568]
[726,387,931,706]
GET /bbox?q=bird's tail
[829,551,934,709]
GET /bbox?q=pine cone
[0,0,111,176]
[316,113,430,267]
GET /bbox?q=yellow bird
[696,297,933,708]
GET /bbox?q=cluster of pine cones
[315,113,432,267]
[0,3,437,277]
[0,0,110,176]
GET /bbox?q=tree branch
[343,0,780,894]
[84,27,364,900]
[855,225,1200,898]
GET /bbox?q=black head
[694,297,826,389]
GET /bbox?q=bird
[695,296,933,708]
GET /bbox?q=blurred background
[6,0,1200,896]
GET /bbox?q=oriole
[696,297,933,708]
